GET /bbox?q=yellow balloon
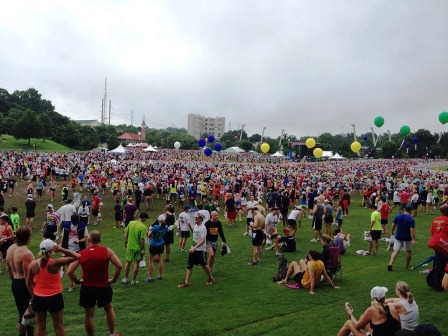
[305,138,316,149]
[351,141,361,153]
[260,142,270,153]
[313,148,323,158]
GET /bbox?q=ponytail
[40,251,50,267]
[396,281,414,304]
[371,298,386,316]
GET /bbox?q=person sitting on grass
[385,281,419,331]
[277,249,339,294]
[337,286,401,336]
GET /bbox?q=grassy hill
[0,134,75,152]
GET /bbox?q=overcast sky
[1,0,448,139]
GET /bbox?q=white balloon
[174,141,181,149]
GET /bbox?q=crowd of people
[1,149,448,335]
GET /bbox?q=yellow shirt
[301,260,324,288]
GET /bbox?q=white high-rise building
[187,114,225,139]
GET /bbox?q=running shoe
[178,282,190,288]
[121,278,128,284]
[146,277,154,283]
[131,280,138,285]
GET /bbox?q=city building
[117,120,147,145]
[187,114,225,139]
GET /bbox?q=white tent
[270,151,285,157]
[329,153,345,160]
[143,145,158,152]
[126,143,135,147]
[223,146,245,153]
[322,151,333,158]
[109,144,127,154]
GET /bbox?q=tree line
[0,87,446,158]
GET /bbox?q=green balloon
[438,111,448,125]
[400,125,411,136]
[374,116,384,128]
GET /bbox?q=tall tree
[11,109,43,145]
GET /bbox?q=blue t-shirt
[150,224,168,246]
[393,213,415,241]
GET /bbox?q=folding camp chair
[326,246,342,281]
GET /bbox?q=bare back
[6,244,35,279]
[253,213,265,230]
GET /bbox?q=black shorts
[380,219,388,225]
[26,212,35,218]
[370,230,382,241]
[0,240,13,255]
[288,219,297,227]
[12,278,31,324]
[114,212,122,221]
[252,230,263,246]
[149,244,164,256]
[312,217,323,231]
[164,231,174,245]
[412,203,418,210]
[180,230,190,238]
[187,250,207,269]
[293,271,304,285]
[79,286,112,308]
[92,209,99,217]
[324,215,333,223]
[246,218,253,226]
[33,293,64,313]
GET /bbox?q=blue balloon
[363,135,368,141]
[214,142,222,151]
[412,136,418,143]
[207,135,215,143]
[405,141,410,147]
[204,148,212,156]
[197,138,206,147]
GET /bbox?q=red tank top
[34,258,63,296]
[79,245,109,287]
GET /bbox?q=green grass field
[0,180,446,336]
[0,134,74,152]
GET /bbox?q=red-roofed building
[117,120,147,144]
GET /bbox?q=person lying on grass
[277,249,339,294]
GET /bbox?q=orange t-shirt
[33,259,63,297]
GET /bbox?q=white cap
[40,239,57,253]
[371,286,388,300]
[47,204,54,210]
[157,214,166,222]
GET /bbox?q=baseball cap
[0,214,9,220]
[404,204,413,212]
[158,214,166,222]
[40,239,57,253]
[370,286,388,300]
[47,204,54,210]
[295,206,303,210]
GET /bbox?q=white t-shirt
[68,224,88,252]
[192,224,207,252]
[246,200,258,219]
[178,211,191,232]
[288,209,301,220]
[265,213,278,235]
[56,204,76,222]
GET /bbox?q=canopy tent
[322,151,333,158]
[109,144,128,154]
[134,142,149,148]
[270,151,285,157]
[223,146,245,153]
[126,143,135,147]
[329,153,345,160]
[143,145,158,152]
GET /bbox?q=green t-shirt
[370,210,381,230]
[125,220,147,250]
[10,213,20,232]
